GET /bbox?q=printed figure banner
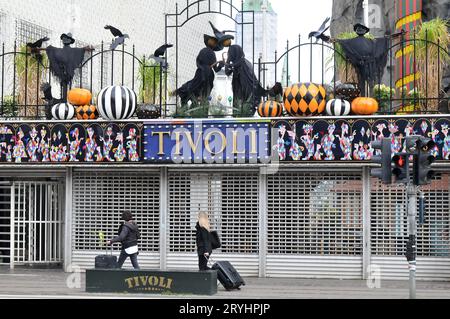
[272,117,450,161]
[143,120,272,164]
[0,123,142,163]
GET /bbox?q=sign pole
[406,183,417,299]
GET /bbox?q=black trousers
[118,250,140,269]
[198,255,210,271]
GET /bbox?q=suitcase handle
[205,255,215,266]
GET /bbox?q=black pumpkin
[335,83,361,102]
[136,104,161,119]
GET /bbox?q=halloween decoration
[136,104,160,119]
[351,97,379,115]
[104,25,129,50]
[225,45,266,115]
[149,44,173,69]
[335,24,390,96]
[326,99,351,116]
[75,104,99,120]
[283,83,326,116]
[97,85,137,120]
[41,83,63,120]
[26,36,50,66]
[51,102,75,120]
[204,21,235,52]
[258,100,283,117]
[175,47,224,106]
[308,17,331,43]
[68,88,92,106]
[335,83,361,102]
[267,82,284,102]
[45,33,89,88]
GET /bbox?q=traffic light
[392,154,409,184]
[371,138,392,184]
[413,137,436,186]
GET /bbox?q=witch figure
[225,45,266,116]
[334,24,391,96]
[175,47,225,107]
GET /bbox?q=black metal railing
[0,34,448,120]
[258,34,449,115]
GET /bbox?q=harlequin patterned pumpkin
[335,83,361,102]
[51,103,75,120]
[76,104,99,120]
[351,97,379,115]
[68,88,92,106]
[97,86,137,120]
[326,99,351,116]
[283,83,326,116]
[257,100,283,117]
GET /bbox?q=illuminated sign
[143,120,272,164]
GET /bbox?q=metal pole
[407,183,417,299]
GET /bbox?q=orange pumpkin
[351,97,379,115]
[68,88,92,106]
[258,100,283,117]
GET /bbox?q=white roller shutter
[371,173,450,281]
[167,171,259,276]
[71,170,160,269]
[266,171,364,279]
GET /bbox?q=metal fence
[0,34,448,119]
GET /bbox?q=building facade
[235,0,278,87]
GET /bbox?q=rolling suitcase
[211,260,245,290]
[95,246,118,269]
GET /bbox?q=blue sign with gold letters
[143,120,272,164]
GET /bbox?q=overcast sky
[271,0,332,54]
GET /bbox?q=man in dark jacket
[196,212,213,271]
[107,211,140,269]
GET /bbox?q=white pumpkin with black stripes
[326,98,351,117]
[51,102,75,120]
[97,85,137,120]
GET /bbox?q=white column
[258,168,268,278]
[9,182,15,270]
[63,167,73,272]
[362,166,372,279]
[159,167,168,270]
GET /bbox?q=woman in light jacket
[195,212,212,271]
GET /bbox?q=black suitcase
[95,246,118,269]
[212,260,245,290]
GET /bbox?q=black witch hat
[60,33,75,45]
[204,21,235,51]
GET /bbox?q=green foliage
[373,84,396,112]
[416,18,450,63]
[138,58,167,104]
[1,96,19,117]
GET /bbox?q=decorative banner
[143,120,271,164]
[272,117,450,162]
[0,123,142,163]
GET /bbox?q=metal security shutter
[72,170,160,269]
[371,173,450,280]
[167,171,259,276]
[266,171,364,279]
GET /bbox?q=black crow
[308,17,331,43]
[105,25,129,50]
[26,37,50,49]
[154,44,173,58]
[150,44,173,69]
